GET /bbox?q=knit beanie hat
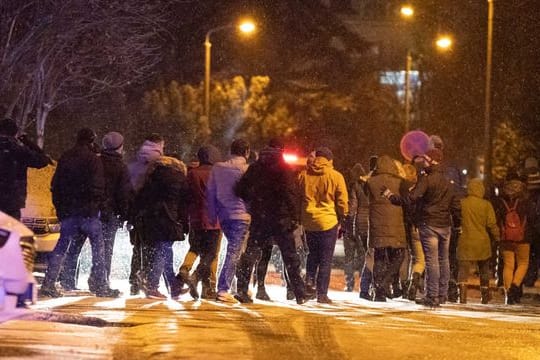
[102,131,124,151]
[315,147,334,161]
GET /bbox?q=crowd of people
[0,117,539,308]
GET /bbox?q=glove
[380,186,394,199]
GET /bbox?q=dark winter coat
[236,146,300,237]
[100,150,133,221]
[348,180,369,237]
[409,164,461,228]
[135,156,189,243]
[366,155,407,249]
[187,164,220,230]
[457,179,499,261]
[0,135,49,212]
[51,144,105,220]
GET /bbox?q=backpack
[502,199,526,241]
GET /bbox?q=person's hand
[380,186,393,199]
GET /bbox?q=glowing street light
[400,5,414,18]
[204,20,256,126]
[436,35,453,51]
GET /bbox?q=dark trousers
[254,243,273,288]
[373,247,406,298]
[458,259,490,286]
[306,226,338,297]
[145,240,177,291]
[43,216,107,291]
[524,235,540,286]
[343,233,365,289]
[237,229,305,300]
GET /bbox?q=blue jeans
[306,226,338,296]
[44,216,107,291]
[419,225,451,301]
[145,240,176,291]
[217,219,250,292]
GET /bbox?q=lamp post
[204,20,256,124]
[484,0,494,185]
[400,5,414,133]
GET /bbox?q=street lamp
[484,0,494,185]
[400,5,454,133]
[204,20,256,126]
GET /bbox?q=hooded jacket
[298,156,348,232]
[207,155,250,223]
[236,146,299,236]
[457,178,499,261]
[135,156,189,242]
[187,146,222,230]
[128,140,164,193]
[366,155,407,248]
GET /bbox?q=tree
[492,120,537,182]
[0,0,179,147]
[141,76,296,155]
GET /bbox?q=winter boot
[407,272,421,301]
[480,286,491,304]
[373,286,387,302]
[201,280,217,299]
[506,284,519,305]
[187,273,200,300]
[447,280,459,303]
[458,283,467,304]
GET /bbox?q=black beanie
[315,147,334,161]
[77,128,97,144]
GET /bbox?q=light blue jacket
[207,156,251,223]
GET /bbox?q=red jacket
[188,164,220,230]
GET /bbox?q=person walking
[343,163,369,292]
[368,155,408,302]
[457,178,500,304]
[235,139,307,304]
[134,156,189,299]
[409,149,461,307]
[59,131,133,291]
[176,145,222,300]
[494,176,531,304]
[127,134,165,295]
[40,128,119,298]
[0,118,50,220]
[298,147,348,304]
[207,139,251,303]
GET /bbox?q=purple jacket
[207,156,250,223]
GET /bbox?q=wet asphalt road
[1,286,540,360]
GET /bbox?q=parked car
[21,165,60,273]
[0,211,37,310]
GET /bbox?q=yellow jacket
[298,157,349,231]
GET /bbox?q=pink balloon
[400,130,430,161]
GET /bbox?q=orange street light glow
[436,36,453,50]
[400,5,414,18]
[239,21,256,34]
